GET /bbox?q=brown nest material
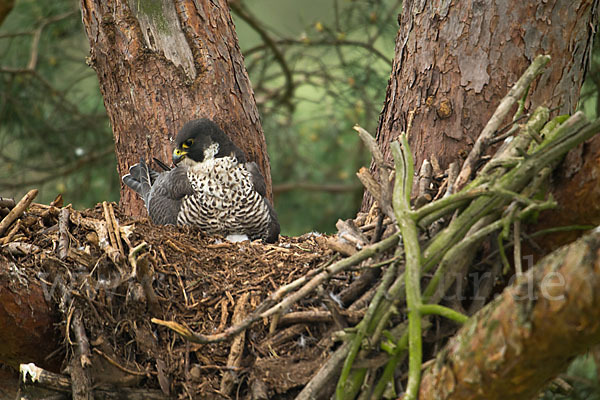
[1,196,396,399]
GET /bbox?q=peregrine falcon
[122,119,280,243]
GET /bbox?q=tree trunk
[364,0,598,210]
[80,0,271,216]
[0,257,61,372]
[418,227,600,400]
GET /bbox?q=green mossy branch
[331,55,600,400]
[391,136,422,400]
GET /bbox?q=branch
[418,226,600,400]
[245,38,392,66]
[390,136,422,400]
[0,146,114,190]
[0,189,37,236]
[230,1,294,107]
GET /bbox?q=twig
[0,189,38,236]
[454,54,551,190]
[70,210,123,266]
[1,241,41,256]
[0,219,21,245]
[220,292,249,395]
[108,202,124,254]
[136,252,162,316]
[277,309,364,326]
[19,361,164,399]
[391,137,422,400]
[58,207,70,260]
[70,310,93,400]
[354,125,395,222]
[296,342,351,400]
[92,348,150,376]
[128,241,148,278]
[418,304,468,324]
[20,362,71,393]
[514,219,523,276]
[230,1,294,107]
[336,260,399,398]
[102,201,120,255]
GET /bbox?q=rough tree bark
[80,0,271,216]
[364,0,599,215]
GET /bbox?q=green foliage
[540,354,600,400]
[0,0,117,209]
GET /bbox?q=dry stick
[295,342,351,400]
[2,241,41,256]
[92,348,150,376]
[277,309,364,326]
[0,188,38,236]
[356,167,386,213]
[70,310,93,400]
[514,219,523,276]
[102,201,119,253]
[20,361,164,399]
[0,219,21,245]
[415,159,433,207]
[152,233,399,344]
[355,125,395,221]
[454,54,550,191]
[20,362,72,393]
[108,203,124,253]
[220,292,250,395]
[70,210,122,265]
[136,253,162,316]
[58,207,70,260]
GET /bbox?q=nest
[2,197,381,398]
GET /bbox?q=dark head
[172,119,245,166]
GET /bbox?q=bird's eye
[182,139,194,149]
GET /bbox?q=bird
[122,118,280,243]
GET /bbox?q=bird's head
[172,118,244,167]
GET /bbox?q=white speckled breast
[177,156,271,240]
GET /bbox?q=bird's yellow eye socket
[182,139,194,149]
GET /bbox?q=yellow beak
[172,148,187,164]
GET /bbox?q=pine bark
[80,0,270,216]
[364,0,598,209]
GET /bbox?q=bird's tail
[122,159,157,206]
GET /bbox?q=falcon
[122,119,280,243]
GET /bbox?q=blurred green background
[1,0,599,238]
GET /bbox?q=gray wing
[245,162,280,243]
[147,166,194,225]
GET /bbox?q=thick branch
[419,226,600,400]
